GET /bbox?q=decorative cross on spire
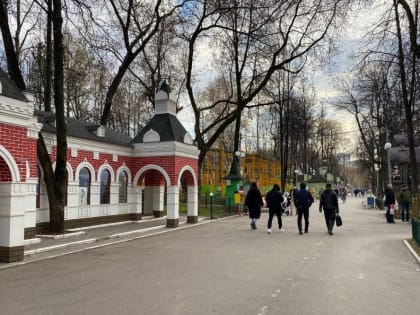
[159,80,171,96]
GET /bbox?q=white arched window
[100,169,111,204]
[79,167,91,205]
[118,170,128,203]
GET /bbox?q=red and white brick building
[0,71,199,263]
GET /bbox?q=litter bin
[367,196,375,208]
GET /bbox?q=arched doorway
[178,166,198,223]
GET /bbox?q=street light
[384,142,392,185]
[209,192,214,219]
[374,164,379,197]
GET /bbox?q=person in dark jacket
[398,185,411,222]
[245,182,264,230]
[294,182,314,234]
[319,183,339,235]
[384,184,396,223]
[265,184,285,234]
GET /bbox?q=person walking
[265,184,285,234]
[384,184,396,223]
[319,183,339,235]
[289,186,298,215]
[398,185,411,222]
[294,182,314,234]
[245,182,264,230]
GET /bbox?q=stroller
[282,192,292,215]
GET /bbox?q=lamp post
[209,192,213,219]
[384,142,392,185]
[374,164,379,197]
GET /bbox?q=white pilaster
[134,186,143,214]
[166,185,179,220]
[0,183,25,247]
[187,185,198,218]
[152,185,165,213]
[143,186,153,215]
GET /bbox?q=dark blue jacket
[295,189,314,210]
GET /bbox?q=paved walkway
[1,196,420,314]
[1,215,210,268]
[1,197,419,269]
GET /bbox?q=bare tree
[0,0,26,89]
[182,0,348,170]
[77,0,187,126]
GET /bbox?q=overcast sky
[177,3,385,155]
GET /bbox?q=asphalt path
[1,197,419,315]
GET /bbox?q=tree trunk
[50,0,67,233]
[37,133,62,232]
[0,0,26,90]
[394,1,419,193]
[44,0,53,112]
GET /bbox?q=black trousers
[323,208,336,232]
[267,209,283,229]
[297,207,309,232]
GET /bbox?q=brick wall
[0,124,38,181]
[0,158,12,181]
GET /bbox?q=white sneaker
[267,229,272,234]
[279,228,285,232]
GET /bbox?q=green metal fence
[412,196,420,245]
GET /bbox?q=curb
[403,239,420,265]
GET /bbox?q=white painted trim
[143,129,160,142]
[133,141,199,159]
[97,163,115,183]
[0,144,20,182]
[51,161,74,181]
[41,132,133,156]
[133,164,171,186]
[177,165,198,187]
[116,165,132,184]
[75,161,96,183]
[0,95,33,125]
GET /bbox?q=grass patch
[178,202,238,219]
[407,239,420,257]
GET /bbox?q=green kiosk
[224,154,243,212]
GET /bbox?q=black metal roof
[132,113,188,143]
[36,111,133,147]
[307,174,327,183]
[0,68,28,101]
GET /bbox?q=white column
[143,186,153,215]
[166,185,179,227]
[0,183,25,262]
[23,180,37,232]
[187,185,198,223]
[152,185,165,217]
[133,186,143,219]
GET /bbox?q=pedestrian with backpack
[319,183,339,235]
[294,182,314,235]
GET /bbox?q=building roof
[132,113,188,143]
[307,174,327,183]
[0,68,28,101]
[36,111,133,147]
